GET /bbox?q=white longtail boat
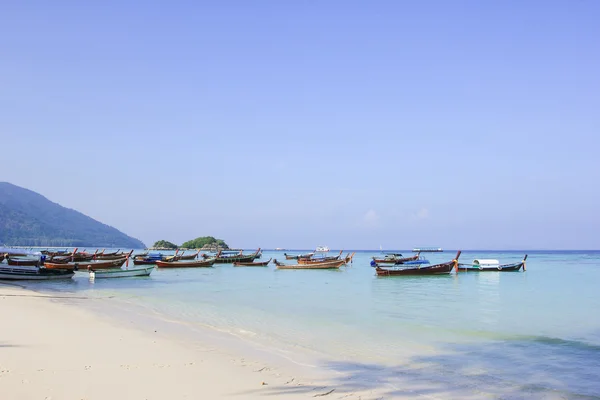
[88,266,154,279]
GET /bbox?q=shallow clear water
[15,250,600,398]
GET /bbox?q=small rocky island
[150,237,229,251]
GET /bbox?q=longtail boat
[155,258,216,268]
[233,258,272,267]
[297,250,343,264]
[97,249,122,257]
[284,252,314,260]
[372,252,421,264]
[6,255,42,267]
[0,266,74,280]
[374,251,461,276]
[457,255,527,272]
[176,250,201,260]
[95,250,131,260]
[133,250,179,265]
[274,259,345,270]
[344,252,356,264]
[89,266,154,279]
[212,248,261,264]
[44,253,131,271]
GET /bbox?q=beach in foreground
[0,284,376,400]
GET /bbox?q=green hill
[0,182,145,248]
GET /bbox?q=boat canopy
[473,259,499,266]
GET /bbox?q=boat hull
[7,258,41,267]
[375,263,453,276]
[458,262,524,272]
[275,259,345,269]
[89,266,154,279]
[375,251,461,276]
[0,267,74,280]
[233,258,271,267]
[155,258,216,268]
[44,258,127,270]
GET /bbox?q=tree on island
[152,240,178,249]
[180,236,228,249]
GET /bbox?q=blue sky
[1,1,598,249]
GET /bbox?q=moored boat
[233,258,272,267]
[212,248,261,263]
[457,255,527,272]
[372,252,421,264]
[45,254,130,271]
[284,252,314,260]
[155,258,216,268]
[89,266,155,279]
[176,250,201,260]
[274,259,345,269]
[374,251,461,276]
[6,255,42,267]
[297,250,344,264]
[0,265,74,280]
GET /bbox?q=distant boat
[315,245,329,252]
[211,248,261,264]
[284,252,314,260]
[412,247,443,252]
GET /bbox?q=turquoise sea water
[12,250,600,398]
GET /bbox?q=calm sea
[13,250,600,398]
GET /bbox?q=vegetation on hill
[181,236,228,249]
[0,182,146,248]
[152,240,178,249]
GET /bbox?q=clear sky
[1,1,599,249]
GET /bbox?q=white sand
[0,284,383,400]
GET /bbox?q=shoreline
[0,283,384,399]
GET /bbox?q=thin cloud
[363,209,380,227]
[415,208,429,220]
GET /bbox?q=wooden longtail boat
[6,255,42,267]
[41,249,70,257]
[155,258,216,268]
[95,251,132,260]
[297,250,343,264]
[344,252,356,264]
[0,266,74,280]
[133,250,179,265]
[89,266,154,279]
[284,252,314,260]
[97,249,122,257]
[44,255,129,271]
[212,248,261,264]
[374,251,461,276]
[233,258,272,267]
[372,252,421,264]
[274,259,345,270]
[176,250,201,260]
[457,255,527,272]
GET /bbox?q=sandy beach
[0,284,375,400]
